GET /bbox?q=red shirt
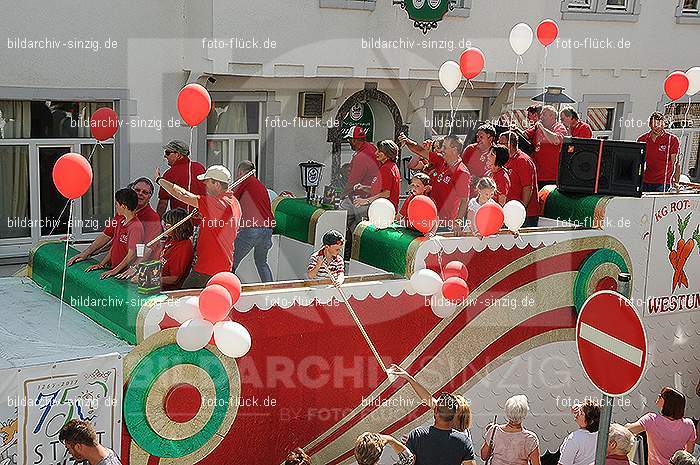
[159,157,206,211]
[346,142,379,198]
[427,151,470,223]
[488,167,511,202]
[370,160,401,208]
[525,122,567,182]
[399,193,415,218]
[104,215,143,268]
[570,120,593,138]
[195,192,241,275]
[505,150,539,217]
[231,175,275,229]
[135,204,163,256]
[160,237,194,291]
[461,143,487,178]
[637,131,680,184]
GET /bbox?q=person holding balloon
[485,146,511,206]
[466,178,497,236]
[156,140,206,218]
[523,105,567,189]
[499,131,539,227]
[637,112,680,192]
[397,172,431,224]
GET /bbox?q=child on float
[396,172,431,226]
[466,177,497,236]
[307,229,345,284]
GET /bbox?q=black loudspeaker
[557,137,646,197]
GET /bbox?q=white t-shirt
[468,197,496,214]
[558,429,597,465]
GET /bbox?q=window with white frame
[677,0,700,22]
[206,101,261,175]
[448,0,473,16]
[561,0,640,20]
[432,110,480,137]
[586,107,616,139]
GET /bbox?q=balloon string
[542,47,548,106]
[664,103,673,191]
[510,55,523,126]
[188,126,194,213]
[451,80,468,132]
[449,92,455,132]
[679,96,692,186]
[57,201,73,333]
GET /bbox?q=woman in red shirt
[352,140,401,209]
[159,208,194,291]
[485,145,511,206]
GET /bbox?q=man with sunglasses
[156,140,206,217]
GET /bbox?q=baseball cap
[322,229,345,246]
[343,125,366,140]
[163,140,190,157]
[197,165,231,184]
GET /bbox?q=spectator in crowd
[637,112,680,192]
[156,164,241,289]
[59,419,122,465]
[398,172,431,225]
[157,208,194,291]
[560,107,593,138]
[354,432,415,465]
[467,177,497,235]
[405,393,476,465]
[625,386,696,465]
[307,229,345,284]
[601,423,636,465]
[83,188,143,280]
[340,126,379,199]
[486,145,511,205]
[283,448,311,465]
[67,177,162,267]
[480,395,540,465]
[400,133,470,234]
[462,123,496,180]
[231,160,275,282]
[156,140,206,217]
[388,364,473,441]
[524,105,566,189]
[499,131,539,227]
[527,104,542,126]
[349,140,401,231]
[670,451,697,465]
[558,401,600,465]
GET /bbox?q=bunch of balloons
[410,260,470,319]
[474,201,527,236]
[439,47,486,94]
[175,272,252,358]
[664,68,700,101]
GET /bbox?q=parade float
[0,187,697,465]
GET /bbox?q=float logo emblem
[666,212,699,293]
[350,103,363,121]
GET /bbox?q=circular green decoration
[123,344,231,458]
[573,248,629,315]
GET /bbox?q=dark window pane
[0,145,30,239]
[81,144,114,233]
[39,146,72,236]
[207,102,260,134]
[0,100,113,139]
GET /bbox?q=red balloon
[442,277,469,303]
[177,83,212,126]
[664,72,690,101]
[207,272,242,305]
[459,48,485,80]
[90,107,119,141]
[407,195,438,234]
[52,153,93,200]
[443,261,469,282]
[199,284,232,323]
[537,19,559,47]
[475,203,505,237]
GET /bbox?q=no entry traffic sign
[576,290,648,397]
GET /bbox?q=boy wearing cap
[156,164,242,288]
[307,230,345,284]
[157,140,206,217]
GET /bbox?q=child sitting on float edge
[397,172,431,227]
[307,230,346,284]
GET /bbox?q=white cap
[197,165,231,184]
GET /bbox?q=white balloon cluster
[162,297,252,358]
[410,269,457,319]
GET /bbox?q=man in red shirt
[638,111,680,192]
[400,133,470,234]
[524,105,567,189]
[462,123,496,180]
[500,131,539,227]
[157,140,206,217]
[340,126,379,199]
[84,188,144,279]
[560,107,593,138]
[156,164,242,289]
[231,160,275,282]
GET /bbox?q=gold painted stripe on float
[270,195,286,216]
[308,208,325,244]
[303,235,628,452]
[128,442,151,465]
[404,236,429,277]
[351,222,372,261]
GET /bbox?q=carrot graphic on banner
[666,212,696,292]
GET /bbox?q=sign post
[576,273,645,465]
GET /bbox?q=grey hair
[608,423,634,454]
[504,395,530,424]
[670,451,697,465]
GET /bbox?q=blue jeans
[232,227,273,282]
[643,183,671,192]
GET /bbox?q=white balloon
[439,61,462,94]
[410,269,444,296]
[430,292,458,319]
[503,200,527,232]
[680,174,691,183]
[214,321,252,358]
[165,296,201,323]
[176,318,214,351]
[686,66,700,96]
[509,23,533,56]
[368,198,396,230]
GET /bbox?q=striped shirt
[308,251,344,281]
